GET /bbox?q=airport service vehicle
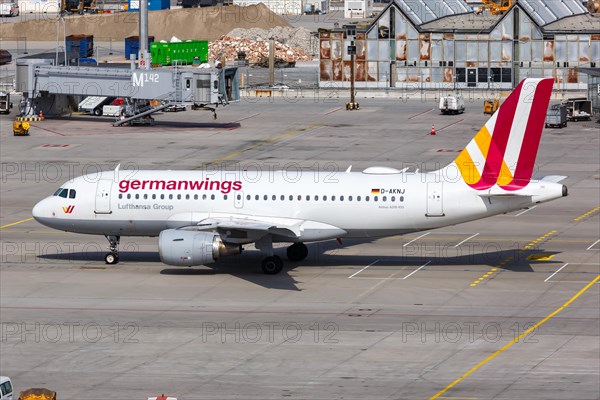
[545,104,567,128]
[563,98,592,121]
[78,96,114,116]
[0,91,12,114]
[33,78,567,275]
[439,93,465,115]
[0,1,19,16]
[0,377,13,400]
[18,389,55,400]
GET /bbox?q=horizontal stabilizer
[538,175,568,183]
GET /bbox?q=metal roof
[420,12,501,31]
[541,13,600,33]
[395,0,471,25]
[518,0,588,27]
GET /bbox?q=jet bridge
[15,58,239,124]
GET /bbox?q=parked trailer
[545,104,567,128]
[563,98,592,121]
[150,40,209,66]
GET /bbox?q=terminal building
[318,0,600,91]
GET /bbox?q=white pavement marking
[403,232,431,247]
[348,259,379,279]
[545,263,569,282]
[586,239,600,251]
[454,233,480,248]
[515,206,537,216]
[402,261,431,280]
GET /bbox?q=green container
[150,40,209,66]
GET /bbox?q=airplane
[32,78,567,274]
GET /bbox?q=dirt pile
[0,4,291,41]
[209,34,312,62]
[227,26,316,55]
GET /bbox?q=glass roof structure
[518,0,588,26]
[395,0,471,25]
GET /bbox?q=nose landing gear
[104,235,120,264]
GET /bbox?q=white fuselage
[32,168,566,243]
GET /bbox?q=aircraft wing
[196,216,301,240]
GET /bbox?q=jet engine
[159,229,241,266]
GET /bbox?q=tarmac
[0,92,599,399]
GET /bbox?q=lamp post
[344,24,359,110]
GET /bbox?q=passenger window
[391,196,395,202]
[383,196,387,202]
[161,194,165,200]
[263,195,268,200]
[224,195,228,200]
[400,196,404,202]
[297,195,301,201]
[194,194,198,200]
[238,194,242,200]
[289,195,293,201]
[323,195,327,201]
[186,194,190,200]
[272,195,276,201]
[246,194,250,200]
[211,194,215,200]
[340,196,344,201]
[135,194,139,199]
[306,195,310,201]
[69,189,76,199]
[349,196,353,201]
[169,194,173,200]
[203,194,207,200]
[144,194,148,199]
[153,194,157,200]
[119,194,123,199]
[280,195,285,201]
[177,194,181,200]
[366,196,370,202]
[332,195,336,201]
[374,196,378,202]
[357,196,361,201]
[315,195,319,201]
[255,195,259,200]
[127,194,131,199]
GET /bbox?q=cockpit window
[55,188,69,198]
[69,189,76,199]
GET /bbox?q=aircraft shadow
[35,241,561,291]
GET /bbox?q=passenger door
[95,179,113,214]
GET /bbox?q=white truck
[439,93,465,115]
[78,96,114,116]
[0,2,19,16]
[0,376,13,400]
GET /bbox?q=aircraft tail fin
[451,78,554,191]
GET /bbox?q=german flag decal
[371,189,380,194]
[62,205,75,214]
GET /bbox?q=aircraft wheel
[286,243,308,262]
[261,255,283,275]
[105,252,119,264]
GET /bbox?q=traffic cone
[430,124,436,135]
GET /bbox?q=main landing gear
[257,237,309,275]
[104,235,120,264]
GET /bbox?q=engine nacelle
[159,229,241,266]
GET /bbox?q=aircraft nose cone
[32,198,52,222]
